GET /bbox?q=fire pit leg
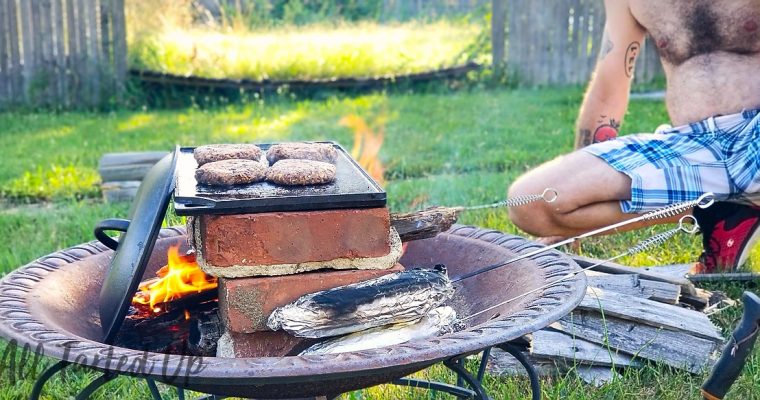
[443,356,491,399]
[30,360,70,400]
[390,349,493,399]
[497,343,541,400]
[74,372,117,400]
[146,378,163,400]
[75,372,119,400]
[391,377,478,398]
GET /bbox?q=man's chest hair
[630,0,760,65]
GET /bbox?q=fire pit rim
[0,225,586,383]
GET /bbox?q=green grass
[1,87,758,399]
[129,20,482,81]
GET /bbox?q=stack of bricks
[188,207,403,357]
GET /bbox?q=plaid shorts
[584,108,760,213]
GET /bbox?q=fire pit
[0,224,585,399]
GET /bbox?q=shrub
[2,165,101,202]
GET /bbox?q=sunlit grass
[2,164,101,202]
[128,21,481,80]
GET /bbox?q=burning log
[114,245,221,356]
[390,206,461,242]
[189,309,223,356]
[116,299,218,356]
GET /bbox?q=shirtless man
[507,0,760,273]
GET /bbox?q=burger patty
[195,159,267,186]
[266,159,336,186]
[194,144,263,166]
[266,142,338,165]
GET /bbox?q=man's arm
[574,0,646,149]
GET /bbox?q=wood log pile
[489,256,729,385]
[98,151,169,202]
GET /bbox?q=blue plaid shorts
[584,108,760,213]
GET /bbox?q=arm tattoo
[624,41,641,78]
[599,32,614,60]
[577,129,593,148]
[593,117,620,142]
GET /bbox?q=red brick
[197,207,391,268]
[216,330,314,358]
[219,263,405,333]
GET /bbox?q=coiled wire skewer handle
[642,192,716,221]
[453,194,713,282]
[461,215,700,321]
[462,188,558,211]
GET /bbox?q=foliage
[124,0,487,83]
[127,20,482,81]
[2,165,101,202]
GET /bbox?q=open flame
[132,246,217,312]
[340,114,385,185]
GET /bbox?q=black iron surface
[0,226,586,398]
[99,150,178,344]
[174,143,386,216]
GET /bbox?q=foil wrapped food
[267,265,454,338]
[300,306,460,355]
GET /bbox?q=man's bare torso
[629,0,760,125]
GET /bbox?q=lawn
[1,87,758,399]
[128,20,482,81]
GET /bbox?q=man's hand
[574,0,646,149]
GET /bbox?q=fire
[340,114,386,185]
[132,246,217,312]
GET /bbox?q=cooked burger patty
[195,159,267,186]
[266,159,336,186]
[266,142,338,164]
[194,144,263,166]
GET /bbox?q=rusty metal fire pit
[0,225,585,399]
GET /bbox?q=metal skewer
[461,215,701,321]
[452,192,715,282]
[459,188,559,211]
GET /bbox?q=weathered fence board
[0,0,8,102]
[0,0,125,109]
[580,287,723,342]
[586,274,681,304]
[557,311,719,374]
[530,329,641,367]
[505,0,663,86]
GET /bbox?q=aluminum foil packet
[300,306,460,355]
[267,265,454,338]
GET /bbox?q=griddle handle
[94,218,131,251]
[702,291,760,400]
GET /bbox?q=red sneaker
[692,202,760,273]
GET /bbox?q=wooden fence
[0,0,126,109]
[496,0,663,86]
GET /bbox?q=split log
[579,287,723,342]
[576,367,621,387]
[555,311,720,374]
[530,329,641,368]
[390,206,461,242]
[98,151,169,181]
[98,151,169,202]
[570,255,697,296]
[488,348,620,387]
[488,348,560,378]
[586,274,681,304]
[99,152,170,168]
[102,180,141,203]
[188,310,222,356]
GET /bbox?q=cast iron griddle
[174,142,386,216]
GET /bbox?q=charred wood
[115,300,218,356]
[390,206,461,242]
